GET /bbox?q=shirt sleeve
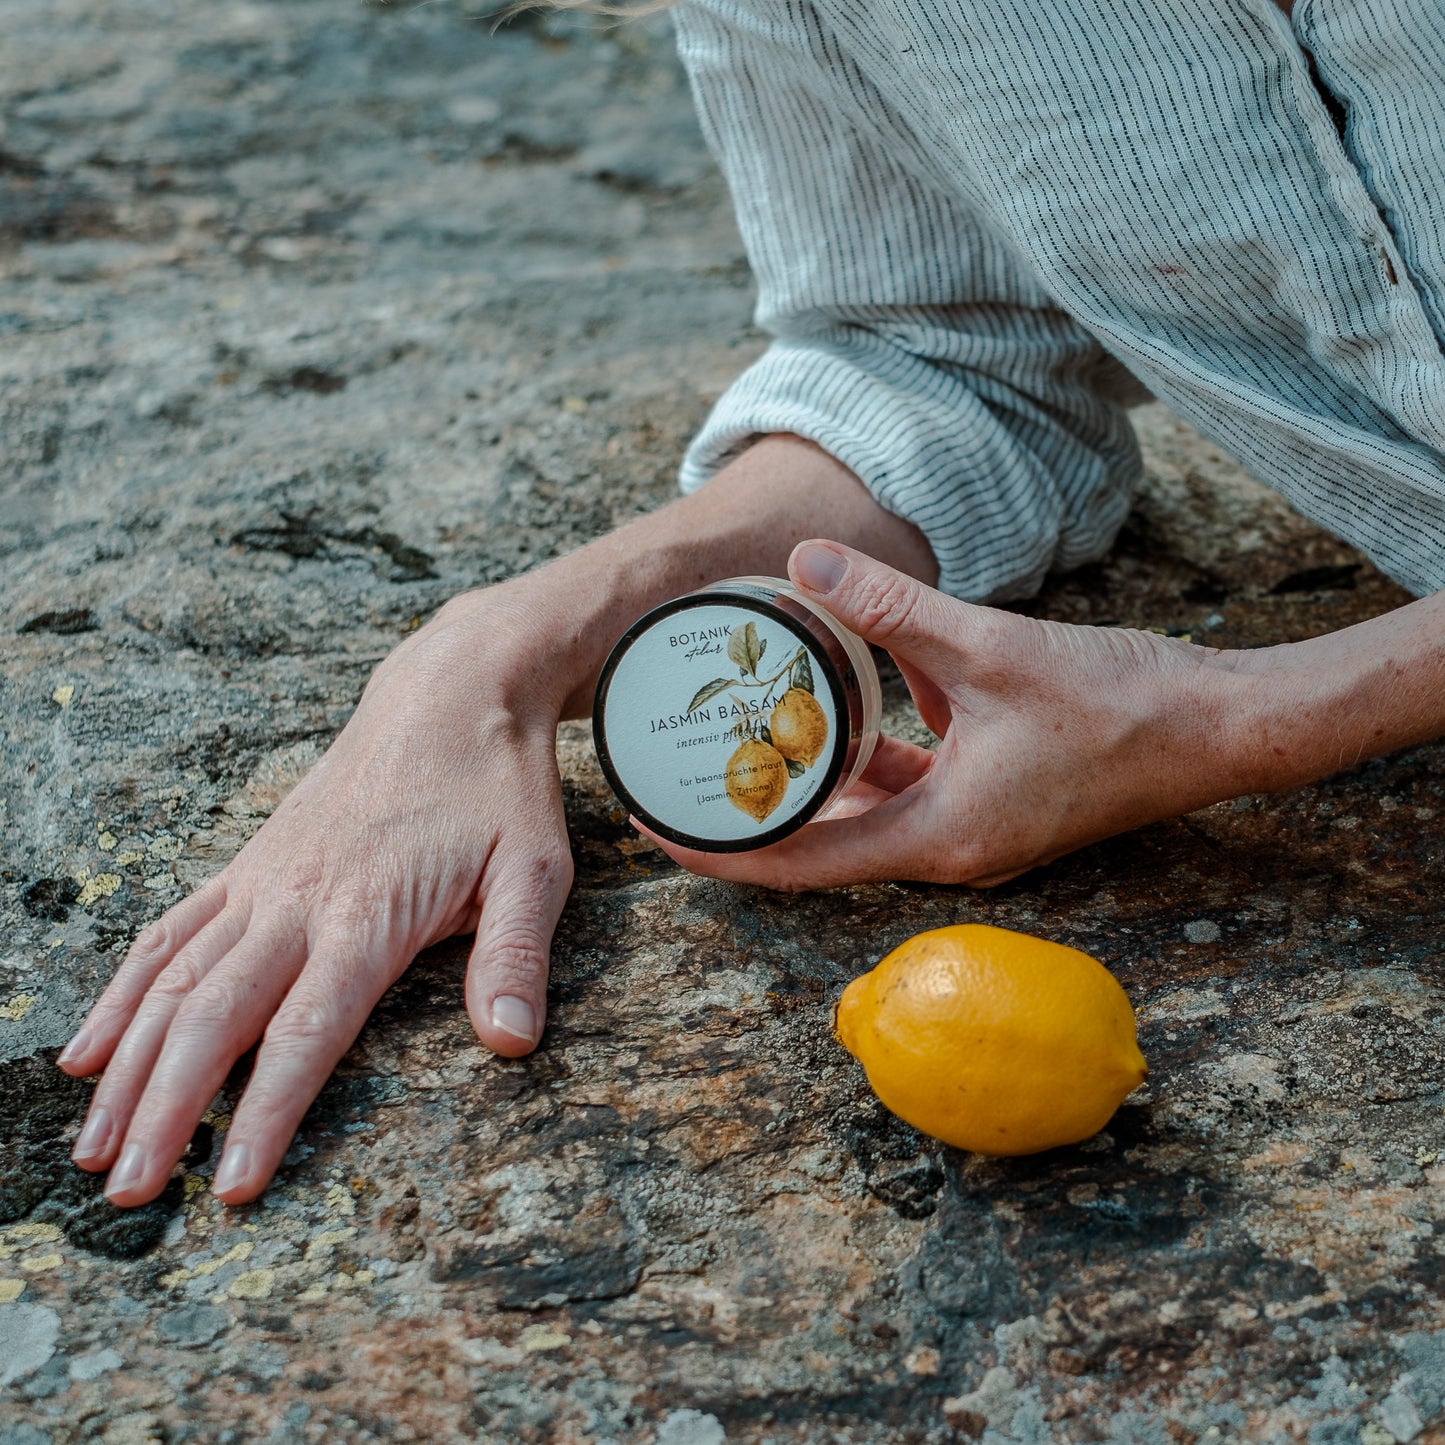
[672,0,1147,602]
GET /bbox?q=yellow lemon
[835,924,1147,1155]
[768,687,829,768]
[725,738,789,822]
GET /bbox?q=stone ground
[2,2,1443,1442]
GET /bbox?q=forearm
[441,434,936,720]
[1214,590,1445,794]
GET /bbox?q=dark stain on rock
[20,875,80,921]
[560,776,663,885]
[366,941,469,1030]
[262,365,348,395]
[837,1094,945,1220]
[376,1183,424,1262]
[18,607,98,635]
[0,173,117,244]
[431,1193,644,1309]
[0,147,46,178]
[231,512,437,581]
[0,1052,184,1258]
[678,1381,957,1441]
[1180,573,1229,605]
[911,1188,1019,1321]
[485,131,580,165]
[1268,562,1361,595]
[901,1108,1333,1370]
[299,1068,410,1137]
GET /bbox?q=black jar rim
[592,590,854,853]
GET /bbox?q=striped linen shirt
[671,0,1445,602]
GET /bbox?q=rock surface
[2,1,1442,1441]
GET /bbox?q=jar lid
[593,583,861,852]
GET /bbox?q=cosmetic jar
[592,576,881,852]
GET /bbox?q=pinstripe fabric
[672,0,1445,601]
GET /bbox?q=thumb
[465,838,574,1057]
[788,541,960,672]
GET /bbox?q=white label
[599,602,844,845]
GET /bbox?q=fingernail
[490,995,538,1044]
[792,542,848,595]
[212,1144,251,1197]
[58,1027,94,1068]
[73,1106,113,1160]
[105,1142,146,1197]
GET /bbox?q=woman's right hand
[54,430,945,1211]
[58,582,577,1208]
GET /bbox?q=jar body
[592,577,881,853]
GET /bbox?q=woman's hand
[653,540,1445,890]
[645,540,1261,889]
[53,434,941,1211]
[58,584,576,1208]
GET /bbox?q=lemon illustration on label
[682,622,829,824]
[768,687,829,768]
[724,738,790,822]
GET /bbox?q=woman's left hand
[643,540,1255,889]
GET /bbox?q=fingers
[209,936,404,1205]
[788,540,971,673]
[205,817,575,1203]
[858,735,936,794]
[71,903,254,1175]
[96,923,308,1206]
[464,834,574,1058]
[58,878,230,1077]
[638,734,939,889]
[644,786,943,892]
[817,781,898,822]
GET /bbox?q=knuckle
[852,571,923,646]
[275,844,328,905]
[525,843,574,894]
[147,951,209,1006]
[742,858,807,893]
[952,840,989,883]
[914,821,981,885]
[965,872,1011,892]
[169,977,246,1038]
[478,923,549,980]
[956,843,1018,887]
[486,844,574,922]
[263,1000,336,1053]
[431,594,483,632]
[127,917,177,967]
[966,605,1008,655]
[310,889,378,942]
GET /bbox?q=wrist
[1093,637,1262,822]
[441,433,936,721]
[1198,596,1445,796]
[1174,644,1290,801]
[404,580,577,722]
[1131,637,1323,807]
